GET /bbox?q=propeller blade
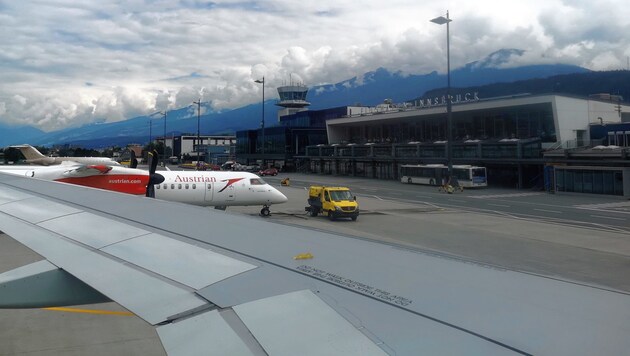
[146,182,155,198]
[130,150,138,169]
[145,149,165,198]
[148,149,158,174]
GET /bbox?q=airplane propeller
[146,149,165,198]
[129,150,138,169]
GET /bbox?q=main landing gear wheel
[260,206,271,217]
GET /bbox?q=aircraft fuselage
[154,171,288,206]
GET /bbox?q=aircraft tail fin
[10,144,45,161]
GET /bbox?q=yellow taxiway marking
[43,307,134,316]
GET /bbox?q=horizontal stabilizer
[0,260,110,308]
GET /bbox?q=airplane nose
[271,188,288,204]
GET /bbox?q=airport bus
[400,164,487,188]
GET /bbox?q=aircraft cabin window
[163,184,167,189]
[156,185,160,189]
[250,178,264,185]
[192,184,196,189]
[171,184,175,189]
[178,184,182,189]
[185,184,189,189]
[207,184,211,190]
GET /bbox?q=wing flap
[158,290,389,356]
[157,309,262,356]
[233,290,388,356]
[101,233,257,290]
[0,196,81,223]
[0,213,207,325]
[38,211,150,248]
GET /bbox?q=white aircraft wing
[1,171,630,356]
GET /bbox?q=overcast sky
[1,0,629,131]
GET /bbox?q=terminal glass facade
[338,103,556,144]
[555,168,624,195]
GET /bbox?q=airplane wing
[1,171,630,355]
[60,164,114,176]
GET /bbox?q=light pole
[192,99,201,168]
[159,111,167,163]
[431,10,453,177]
[254,77,265,161]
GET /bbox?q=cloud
[1,0,629,131]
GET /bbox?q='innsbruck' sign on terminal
[414,92,480,108]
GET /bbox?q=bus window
[401,164,487,188]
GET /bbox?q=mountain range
[2,49,622,148]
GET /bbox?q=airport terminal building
[236,85,630,197]
[303,93,630,196]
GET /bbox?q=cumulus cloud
[1,0,629,131]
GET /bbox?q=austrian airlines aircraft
[152,170,287,215]
[0,164,288,215]
[10,144,120,166]
[0,164,147,195]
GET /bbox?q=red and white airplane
[0,153,287,215]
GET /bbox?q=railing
[545,138,606,151]
[303,139,542,160]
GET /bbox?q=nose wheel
[260,205,271,217]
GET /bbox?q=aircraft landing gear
[260,205,271,217]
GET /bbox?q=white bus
[400,164,487,188]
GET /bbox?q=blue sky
[1,0,629,131]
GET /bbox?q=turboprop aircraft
[142,151,287,215]
[10,144,120,166]
[1,171,629,355]
[0,162,149,195]
[0,150,287,215]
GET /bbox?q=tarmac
[2,176,630,355]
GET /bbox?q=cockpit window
[250,178,265,185]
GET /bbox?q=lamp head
[430,16,451,25]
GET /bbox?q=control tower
[276,81,310,120]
